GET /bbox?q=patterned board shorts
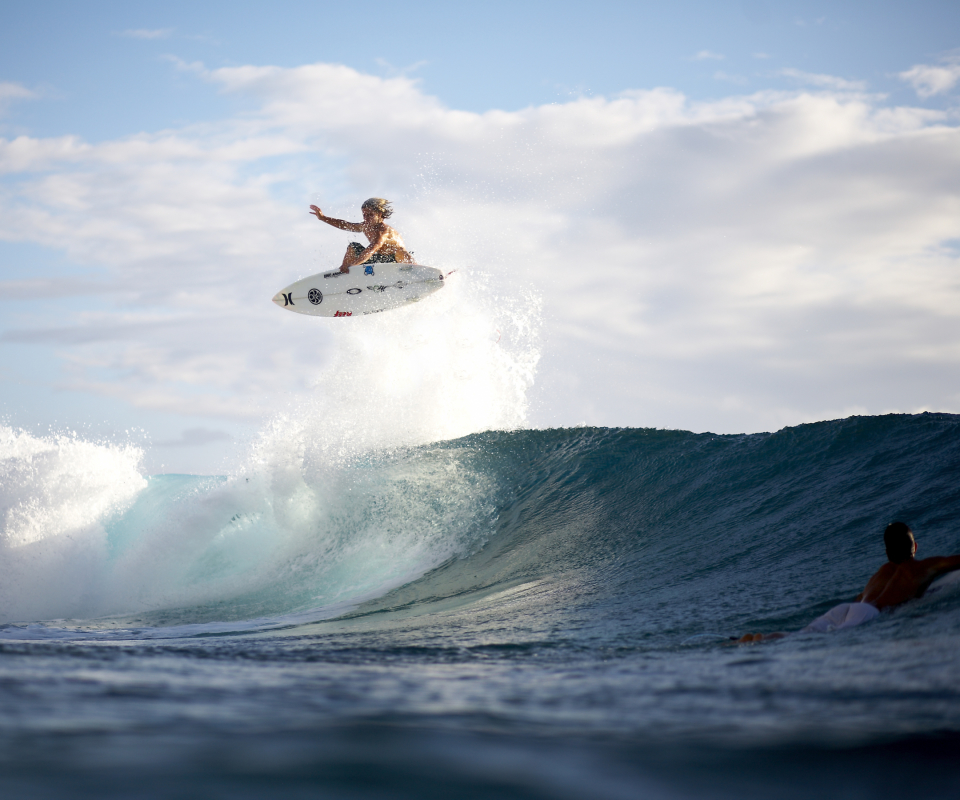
[348,242,398,264]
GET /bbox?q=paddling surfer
[309,198,414,272]
[738,522,960,642]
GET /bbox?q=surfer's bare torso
[856,554,960,610]
[309,201,413,272]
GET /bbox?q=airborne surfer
[309,198,414,273]
[737,522,960,642]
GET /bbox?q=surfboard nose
[272,289,295,309]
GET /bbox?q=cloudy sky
[1,1,959,473]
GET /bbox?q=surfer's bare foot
[737,632,787,643]
[339,265,350,273]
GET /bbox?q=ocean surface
[3,412,960,798]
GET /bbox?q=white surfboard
[271,263,445,318]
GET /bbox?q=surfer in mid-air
[737,522,960,642]
[309,198,414,273]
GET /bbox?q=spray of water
[0,427,146,621]
[0,273,541,627]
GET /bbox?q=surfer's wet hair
[362,197,393,218]
[884,521,915,563]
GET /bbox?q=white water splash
[0,273,541,626]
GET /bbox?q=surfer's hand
[339,265,350,273]
[309,205,323,219]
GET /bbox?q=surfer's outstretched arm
[921,554,960,580]
[309,205,363,232]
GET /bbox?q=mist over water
[255,268,541,460]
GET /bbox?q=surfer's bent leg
[340,242,366,270]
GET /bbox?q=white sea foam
[0,427,146,548]
[0,427,147,621]
[0,272,541,626]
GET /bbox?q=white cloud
[713,71,748,85]
[693,50,725,61]
[162,54,208,75]
[154,427,232,447]
[1,60,959,440]
[779,68,867,92]
[375,57,429,78]
[899,59,960,98]
[0,82,36,117]
[0,82,34,101]
[118,28,174,40]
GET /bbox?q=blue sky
[2,1,959,473]
[5,1,958,136]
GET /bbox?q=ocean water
[2,284,960,797]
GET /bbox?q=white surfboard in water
[271,263,445,318]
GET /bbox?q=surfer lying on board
[309,197,414,273]
[738,522,960,643]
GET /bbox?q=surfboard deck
[272,263,444,318]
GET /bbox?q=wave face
[3,412,959,636]
[353,412,960,643]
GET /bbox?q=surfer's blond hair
[361,197,393,218]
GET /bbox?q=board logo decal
[323,271,344,279]
[334,310,352,317]
[346,288,362,295]
[282,292,294,306]
[366,281,406,292]
[364,265,374,275]
[308,288,322,305]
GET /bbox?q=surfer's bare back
[738,522,960,642]
[309,197,414,272]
